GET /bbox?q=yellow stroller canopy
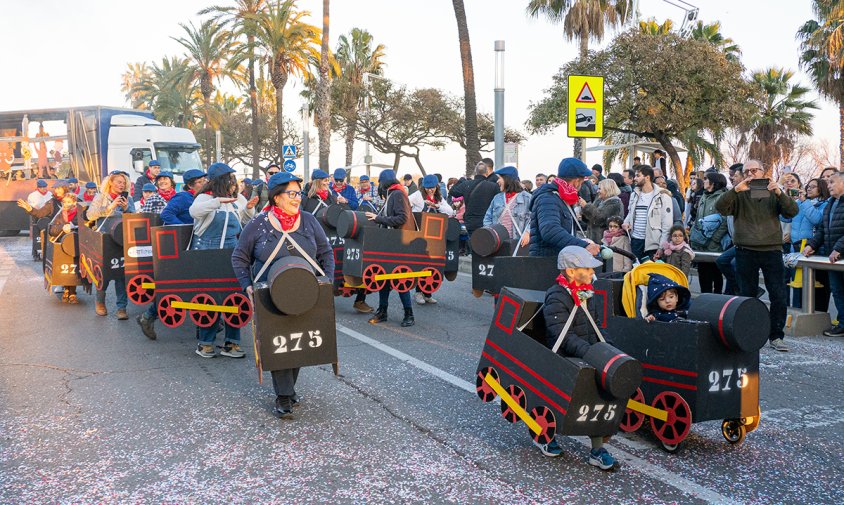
[621,262,688,318]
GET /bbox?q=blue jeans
[631,238,645,261]
[96,277,127,309]
[826,271,844,328]
[735,248,786,341]
[198,322,240,345]
[144,302,157,320]
[378,285,412,309]
[716,247,737,295]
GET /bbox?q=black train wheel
[649,391,692,452]
[721,419,747,445]
[529,406,557,445]
[475,367,499,402]
[620,388,646,433]
[500,385,526,423]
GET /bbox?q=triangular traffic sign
[283,145,296,158]
[575,82,596,103]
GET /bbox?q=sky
[0,0,835,181]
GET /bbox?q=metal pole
[494,40,505,170]
[302,107,310,181]
[802,266,815,315]
[215,130,222,162]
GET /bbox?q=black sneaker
[823,325,844,337]
[273,396,294,419]
[401,308,415,327]
[368,306,388,324]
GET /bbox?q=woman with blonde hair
[581,178,623,245]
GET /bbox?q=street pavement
[0,234,842,504]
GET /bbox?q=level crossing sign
[567,75,604,139]
[282,145,297,159]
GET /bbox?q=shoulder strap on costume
[252,213,326,282]
[551,304,579,354]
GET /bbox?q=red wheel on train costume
[158,294,186,328]
[127,274,155,305]
[417,267,442,295]
[190,293,219,328]
[390,265,415,292]
[649,391,692,450]
[222,292,252,328]
[501,385,526,423]
[92,264,103,288]
[619,388,646,433]
[362,264,386,292]
[475,367,499,402]
[79,254,87,279]
[529,406,557,445]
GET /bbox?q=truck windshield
[153,143,202,175]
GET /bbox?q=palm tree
[452,0,482,177]
[747,68,818,175]
[253,0,320,160]
[638,18,673,35]
[173,19,237,164]
[121,63,151,109]
[317,0,332,171]
[798,1,844,166]
[690,21,741,62]
[527,0,633,160]
[200,0,267,178]
[131,57,199,128]
[335,28,386,166]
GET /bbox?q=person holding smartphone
[87,170,136,319]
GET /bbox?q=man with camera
[716,160,798,352]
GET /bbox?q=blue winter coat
[331,183,359,210]
[528,182,588,257]
[790,198,827,243]
[160,190,196,225]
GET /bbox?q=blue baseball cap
[148,160,161,167]
[155,171,174,181]
[421,174,439,189]
[557,157,591,178]
[379,169,396,182]
[242,177,253,185]
[85,182,97,189]
[495,166,519,179]
[311,169,329,180]
[359,175,370,182]
[333,168,347,180]
[182,169,206,182]
[268,172,304,191]
[142,183,157,192]
[36,179,47,188]
[67,177,78,183]
[207,162,235,180]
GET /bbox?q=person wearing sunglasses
[232,172,334,419]
[716,159,798,352]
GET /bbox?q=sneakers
[273,395,294,419]
[220,343,245,358]
[116,308,129,320]
[292,393,302,407]
[414,293,438,305]
[533,438,562,457]
[136,314,157,340]
[95,302,108,316]
[823,325,844,337]
[401,308,415,327]
[769,338,789,352]
[425,296,437,304]
[353,300,374,313]
[61,290,70,303]
[67,294,78,304]
[368,306,388,324]
[196,344,216,358]
[589,447,619,471]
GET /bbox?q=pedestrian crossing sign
[567,75,604,139]
[282,145,297,159]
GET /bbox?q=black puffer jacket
[543,284,610,359]
[808,196,844,255]
[451,173,499,233]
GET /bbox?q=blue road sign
[283,159,297,173]
[282,145,297,159]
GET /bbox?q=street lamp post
[302,106,310,181]
[494,40,505,170]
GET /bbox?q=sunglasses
[743,168,761,175]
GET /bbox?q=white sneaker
[414,293,426,305]
[425,296,437,304]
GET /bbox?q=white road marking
[337,323,737,505]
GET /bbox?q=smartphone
[788,188,800,198]
[119,191,129,200]
[748,178,770,199]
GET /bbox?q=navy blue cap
[421,174,439,189]
[67,177,78,183]
[148,160,161,167]
[85,182,97,189]
[379,169,396,182]
[557,157,591,178]
[311,169,329,180]
[207,162,235,180]
[359,175,370,182]
[109,170,129,177]
[182,169,206,182]
[252,179,264,186]
[495,166,519,179]
[242,178,253,185]
[36,179,47,188]
[142,183,157,192]
[333,168,347,180]
[268,172,303,191]
[155,171,174,181]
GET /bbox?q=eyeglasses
[268,171,280,176]
[743,167,761,175]
[281,191,303,199]
[334,179,345,183]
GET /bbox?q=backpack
[690,213,730,250]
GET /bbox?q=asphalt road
[0,234,842,504]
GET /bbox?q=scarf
[554,179,579,206]
[109,191,120,201]
[186,188,196,196]
[425,193,439,205]
[271,205,299,232]
[556,274,594,307]
[505,192,518,202]
[602,228,625,245]
[660,240,695,259]
[62,207,77,224]
[332,182,346,193]
[83,192,95,202]
[389,183,404,194]
[316,189,329,201]
[159,187,176,201]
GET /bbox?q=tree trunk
[204,94,212,166]
[840,105,843,169]
[684,153,694,189]
[452,0,481,178]
[413,153,427,176]
[317,0,332,170]
[275,85,285,160]
[344,123,355,167]
[572,30,589,161]
[658,135,686,195]
[248,34,260,180]
[392,152,401,170]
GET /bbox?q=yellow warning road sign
[567,75,604,138]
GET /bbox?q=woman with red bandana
[232,172,334,419]
[155,171,177,202]
[302,169,337,214]
[528,157,601,258]
[482,166,531,251]
[47,193,83,304]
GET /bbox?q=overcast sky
[1,0,833,180]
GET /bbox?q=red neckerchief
[424,193,438,205]
[186,188,196,196]
[83,192,95,202]
[63,207,77,224]
[109,192,120,200]
[505,192,518,201]
[388,183,404,193]
[316,189,329,201]
[554,179,579,206]
[556,274,594,307]
[331,182,346,193]
[271,205,300,231]
[159,187,176,201]
[37,189,48,195]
